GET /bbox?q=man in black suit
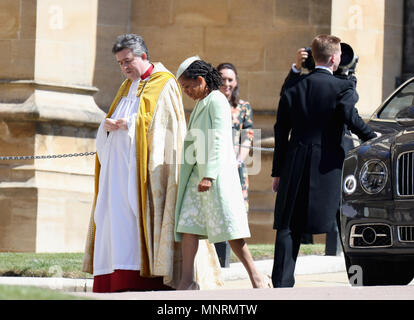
[283,48,358,254]
[271,34,377,288]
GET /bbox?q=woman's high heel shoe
[187,281,200,290]
[178,281,200,290]
[264,275,273,288]
[254,274,273,288]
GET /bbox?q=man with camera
[282,42,359,93]
[271,34,377,288]
[281,45,358,254]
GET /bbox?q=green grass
[0,244,325,278]
[231,243,325,263]
[0,245,325,299]
[0,252,92,279]
[0,284,88,300]
[299,243,326,256]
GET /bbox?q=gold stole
[90,71,174,276]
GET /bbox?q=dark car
[340,77,414,286]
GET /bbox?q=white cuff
[292,63,301,73]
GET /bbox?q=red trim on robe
[92,270,173,293]
[140,64,154,80]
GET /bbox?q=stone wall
[94,0,333,115]
[331,0,404,118]
[0,0,105,252]
[0,0,36,81]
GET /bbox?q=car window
[378,81,414,120]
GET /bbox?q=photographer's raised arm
[280,48,309,96]
[338,85,377,142]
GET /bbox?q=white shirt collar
[315,65,333,74]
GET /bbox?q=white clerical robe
[93,79,141,276]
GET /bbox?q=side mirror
[396,118,414,126]
[395,106,414,126]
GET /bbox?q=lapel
[187,93,210,129]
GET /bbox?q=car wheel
[347,257,414,286]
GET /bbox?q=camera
[302,47,315,71]
[302,42,359,77]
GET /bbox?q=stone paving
[3,255,414,300]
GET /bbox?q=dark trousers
[214,241,231,268]
[271,228,303,287]
[272,166,309,288]
[271,198,308,288]
[325,225,342,256]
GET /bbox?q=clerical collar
[140,64,154,80]
[315,65,333,74]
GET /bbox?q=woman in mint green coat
[174,57,270,290]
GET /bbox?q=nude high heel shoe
[187,281,200,290]
[264,275,273,288]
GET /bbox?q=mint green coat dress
[174,90,250,243]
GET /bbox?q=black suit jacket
[281,69,357,152]
[272,68,376,233]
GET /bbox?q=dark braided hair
[181,60,223,91]
[217,62,240,107]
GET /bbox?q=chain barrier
[237,144,274,152]
[0,145,274,161]
[0,135,360,160]
[0,152,96,161]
